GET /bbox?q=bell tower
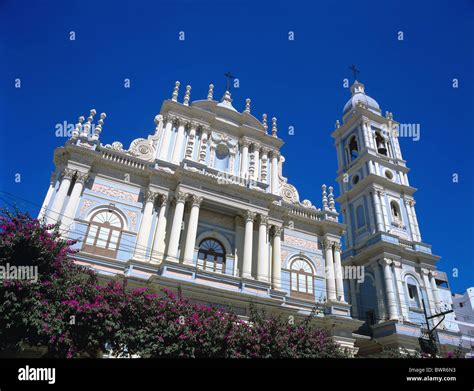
[333,80,420,247]
[331,79,459,353]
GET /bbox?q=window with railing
[197,238,226,273]
[290,259,314,300]
[83,210,123,258]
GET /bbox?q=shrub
[0,209,345,358]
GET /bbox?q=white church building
[38,79,463,356]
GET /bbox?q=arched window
[390,201,402,224]
[374,131,387,156]
[197,238,226,273]
[214,144,229,171]
[356,205,366,229]
[348,136,359,161]
[406,276,420,308]
[83,210,123,258]
[290,259,314,300]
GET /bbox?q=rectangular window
[298,274,306,292]
[206,255,215,272]
[291,272,297,291]
[86,226,98,245]
[96,227,110,248]
[109,230,120,250]
[307,277,314,294]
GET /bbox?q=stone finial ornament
[335,120,340,128]
[172,81,180,101]
[328,186,335,211]
[244,98,251,113]
[207,83,214,100]
[72,115,85,138]
[82,109,96,137]
[154,114,163,126]
[92,112,106,141]
[322,184,328,209]
[262,114,268,131]
[183,85,191,106]
[272,117,277,137]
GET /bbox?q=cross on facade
[349,64,360,82]
[224,72,235,92]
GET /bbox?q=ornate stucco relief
[91,183,139,203]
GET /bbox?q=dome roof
[343,81,381,116]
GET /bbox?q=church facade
[38,79,462,356]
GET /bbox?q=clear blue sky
[0,0,472,293]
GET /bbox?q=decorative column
[242,211,255,279]
[150,194,168,264]
[208,140,217,167]
[362,119,371,150]
[166,191,187,262]
[368,161,375,175]
[184,123,197,160]
[365,191,376,234]
[403,198,416,241]
[234,216,244,276]
[229,146,237,174]
[47,168,75,225]
[248,148,255,180]
[379,191,390,230]
[333,242,345,302]
[393,260,409,320]
[342,208,354,247]
[422,268,436,315]
[372,262,387,321]
[152,115,164,157]
[380,259,399,320]
[357,125,364,152]
[270,151,279,195]
[182,195,203,265]
[260,148,268,184]
[134,190,157,260]
[61,171,89,233]
[171,119,186,164]
[271,226,282,290]
[349,278,359,318]
[323,239,337,301]
[257,215,269,282]
[372,190,384,232]
[198,127,209,164]
[363,119,372,149]
[240,138,250,178]
[408,201,422,241]
[404,173,410,186]
[159,116,174,161]
[252,144,260,181]
[429,272,441,313]
[38,173,57,220]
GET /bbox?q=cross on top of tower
[224,72,235,92]
[349,64,360,82]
